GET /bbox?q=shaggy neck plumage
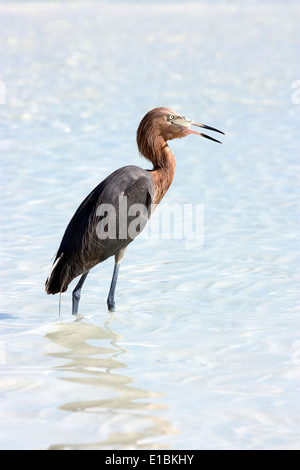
[137,121,176,205]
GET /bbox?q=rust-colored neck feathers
[137,109,176,205]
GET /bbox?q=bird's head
[137,107,224,163]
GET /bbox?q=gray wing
[46,165,153,293]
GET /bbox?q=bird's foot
[107,298,115,312]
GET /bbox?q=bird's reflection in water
[45,313,177,450]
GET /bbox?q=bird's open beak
[174,116,225,144]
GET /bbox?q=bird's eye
[168,114,175,121]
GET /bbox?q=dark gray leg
[107,249,126,312]
[107,263,120,312]
[72,271,89,315]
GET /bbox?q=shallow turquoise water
[0,0,300,450]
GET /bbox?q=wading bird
[45,107,224,314]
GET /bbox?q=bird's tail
[45,253,65,295]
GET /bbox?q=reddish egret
[45,107,224,314]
